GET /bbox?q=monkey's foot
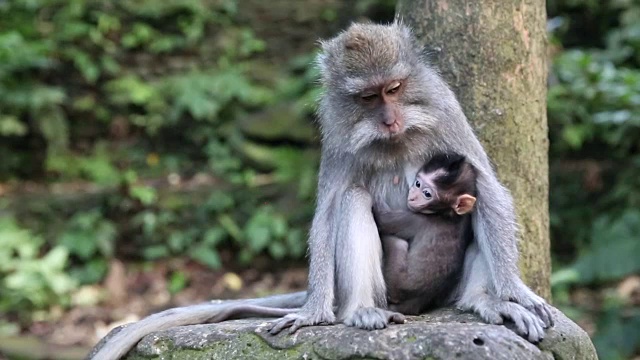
[473,300,546,343]
[267,309,335,335]
[343,307,406,330]
[499,283,554,328]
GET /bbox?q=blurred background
[0,0,638,359]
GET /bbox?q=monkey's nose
[383,107,395,126]
[387,122,400,133]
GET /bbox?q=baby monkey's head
[408,153,477,217]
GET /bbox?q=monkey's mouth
[407,203,434,214]
[381,123,405,139]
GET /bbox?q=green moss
[126,332,317,360]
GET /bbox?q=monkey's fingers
[528,315,545,342]
[289,317,334,334]
[521,313,545,343]
[501,304,545,343]
[267,317,295,335]
[534,304,554,328]
[510,312,528,339]
[288,320,306,334]
[387,312,406,325]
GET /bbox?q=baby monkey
[375,153,477,315]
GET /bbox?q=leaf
[129,185,158,206]
[168,271,188,294]
[202,227,226,246]
[0,115,28,136]
[142,245,169,260]
[42,246,69,270]
[205,191,235,212]
[217,214,243,242]
[189,246,221,269]
[36,106,68,152]
[59,232,96,260]
[268,242,286,260]
[271,215,288,238]
[244,210,272,252]
[561,126,587,149]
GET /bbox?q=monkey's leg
[92,291,307,360]
[381,235,409,303]
[454,243,546,343]
[335,186,405,330]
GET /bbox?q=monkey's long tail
[89,291,307,360]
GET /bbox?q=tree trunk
[396,0,551,299]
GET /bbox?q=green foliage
[0,215,76,319]
[549,1,640,358]
[239,205,306,263]
[572,212,640,283]
[58,209,117,284]
[592,302,640,360]
[549,50,640,152]
[0,0,283,182]
[0,0,325,323]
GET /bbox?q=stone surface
[91,307,597,360]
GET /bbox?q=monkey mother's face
[317,23,434,154]
[356,79,406,136]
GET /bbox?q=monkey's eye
[360,93,378,102]
[386,81,402,95]
[414,180,421,187]
[423,190,432,199]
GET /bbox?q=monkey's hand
[498,282,554,329]
[372,199,393,225]
[469,298,547,343]
[343,307,406,330]
[267,309,336,335]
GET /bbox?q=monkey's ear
[454,194,476,215]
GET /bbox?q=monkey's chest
[366,170,411,210]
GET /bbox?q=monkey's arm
[455,243,546,342]
[90,291,307,360]
[267,151,345,334]
[269,152,406,334]
[374,208,426,239]
[445,118,553,328]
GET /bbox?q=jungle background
[0,0,639,359]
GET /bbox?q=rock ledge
[90,307,597,360]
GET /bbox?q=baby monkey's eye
[423,190,432,199]
[414,180,421,187]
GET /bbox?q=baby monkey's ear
[454,194,476,215]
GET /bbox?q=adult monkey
[267,21,553,334]
[90,22,551,360]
